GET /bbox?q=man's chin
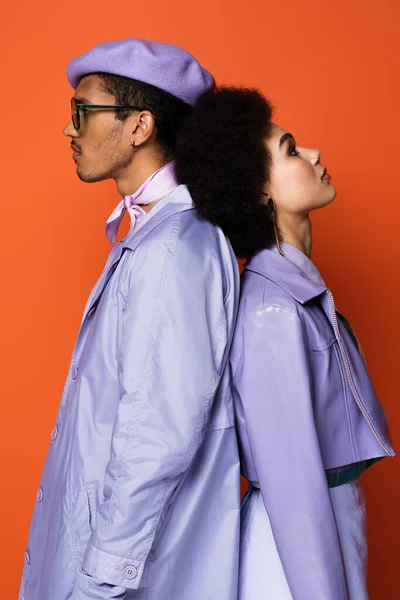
[76,168,107,183]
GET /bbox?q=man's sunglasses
[71,97,142,131]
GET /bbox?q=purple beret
[66,38,214,107]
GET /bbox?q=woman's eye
[82,109,90,116]
[289,145,299,156]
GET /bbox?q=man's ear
[130,111,157,147]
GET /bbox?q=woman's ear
[261,189,271,205]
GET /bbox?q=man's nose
[63,120,78,138]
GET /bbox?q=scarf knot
[105,161,179,244]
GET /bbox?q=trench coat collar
[245,243,327,304]
[110,184,194,261]
[81,185,194,322]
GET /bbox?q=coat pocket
[70,485,97,564]
[85,485,97,533]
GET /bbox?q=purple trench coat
[19,185,241,600]
[230,243,394,600]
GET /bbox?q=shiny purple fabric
[19,186,241,600]
[231,242,394,600]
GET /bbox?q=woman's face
[265,124,336,216]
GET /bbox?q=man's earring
[130,140,136,149]
[267,198,285,257]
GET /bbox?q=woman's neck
[278,213,313,258]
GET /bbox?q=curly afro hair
[175,87,276,260]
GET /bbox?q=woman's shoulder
[240,268,301,317]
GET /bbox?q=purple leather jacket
[230,242,394,600]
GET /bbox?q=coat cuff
[68,569,127,600]
[83,545,145,590]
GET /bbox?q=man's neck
[115,153,171,199]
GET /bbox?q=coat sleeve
[69,223,232,598]
[234,304,349,600]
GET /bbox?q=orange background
[1,0,399,597]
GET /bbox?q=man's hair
[175,87,276,261]
[95,73,193,160]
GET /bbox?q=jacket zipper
[328,290,391,456]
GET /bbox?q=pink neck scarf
[105,161,179,245]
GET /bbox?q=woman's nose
[309,148,322,165]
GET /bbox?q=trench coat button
[24,550,30,564]
[37,487,44,502]
[71,365,78,380]
[123,565,137,580]
[51,427,58,441]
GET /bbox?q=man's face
[63,75,134,183]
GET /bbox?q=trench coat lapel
[81,185,194,323]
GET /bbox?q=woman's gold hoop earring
[267,198,286,257]
[130,141,136,149]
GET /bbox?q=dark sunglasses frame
[70,97,142,131]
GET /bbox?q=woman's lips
[321,167,331,181]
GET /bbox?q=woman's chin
[310,186,337,211]
[328,183,337,201]
[322,183,337,206]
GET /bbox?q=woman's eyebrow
[279,132,295,148]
